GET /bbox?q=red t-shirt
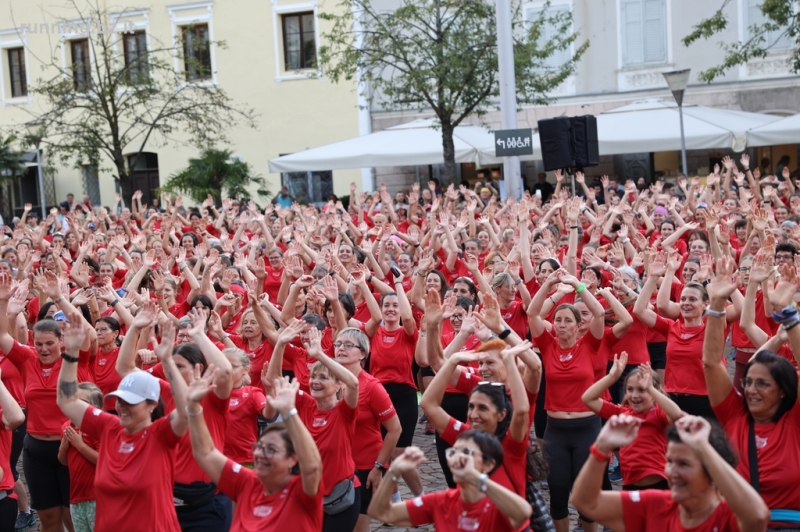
[81,408,181,532]
[0,354,25,407]
[0,407,16,495]
[713,388,800,526]
[218,460,323,532]
[62,420,99,503]
[229,336,276,384]
[535,327,602,412]
[499,299,529,340]
[93,346,122,411]
[5,340,68,436]
[598,402,669,485]
[731,290,776,349]
[653,316,709,395]
[283,343,326,393]
[604,306,649,365]
[261,266,284,302]
[352,371,396,470]
[223,386,267,465]
[295,390,359,495]
[369,326,418,388]
[620,489,739,531]
[149,364,230,484]
[405,487,517,532]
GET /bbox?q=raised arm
[116,302,159,378]
[582,352,628,414]
[185,308,233,399]
[57,318,93,427]
[703,256,737,407]
[155,320,190,437]
[501,342,532,443]
[420,352,480,435]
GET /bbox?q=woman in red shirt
[0,366,25,531]
[92,317,123,412]
[367,432,532,531]
[189,374,323,532]
[364,272,424,498]
[265,326,360,532]
[703,259,800,529]
[527,267,605,532]
[334,327,401,532]
[56,317,191,532]
[572,415,770,532]
[222,348,269,468]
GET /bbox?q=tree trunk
[440,122,457,185]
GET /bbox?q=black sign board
[494,128,534,157]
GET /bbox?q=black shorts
[9,412,25,482]
[420,366,435,378]
[669,393,717,421]
[355,468,380,515]
[647,342,667,370]
[22,435,70,510]
[381,383,417,448]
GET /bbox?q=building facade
[0,0,366,217]
[370,0,800,192]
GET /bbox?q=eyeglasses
[251,442,286,457]
[96,328,112,334]
[333,341,362,350]
[740,378,774,391]
[775,254,794,261]
[739,267,752,273]
[445,446,481,458]
[450,314,465,321]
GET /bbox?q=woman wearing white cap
[56,315,190,532]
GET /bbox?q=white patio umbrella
[746,113,800,147]
[268,118,510,172]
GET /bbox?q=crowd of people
[0,157,798,532]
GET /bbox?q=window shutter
[621,0,644,65]
[748,0,791,50]
[528,5,570,69]
[643,0,666,63]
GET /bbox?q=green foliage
[684,0,799,82]
[0,134,25,184]
[24,1,258,203]
[161,149,270,206]
[319,0,587,180]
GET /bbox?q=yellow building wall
[0,0,364,209]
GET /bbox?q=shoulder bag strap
[748,416,760,492]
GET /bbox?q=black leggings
[543,415,601,521]
[9,413,25,482]
[669,393,717,421]
[322,486,361,532]
[434,393,469,488]
[533,352,548,439]
[0,496,17,532]
[175,492,232,532]
[22,435,69,510]
[623,478,669,491]
[382,383,417,448]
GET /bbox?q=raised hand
[391,446,426,476]
[187,363,219,404]
[674,416,712,452]
[608,351,629,380]
[153,320,177,362]
[636,363,654,391]
[595,414,642,452]
[304,326,323,359]
[267,376,299,415]
[770,263,800,309]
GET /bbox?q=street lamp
[25,119,47,219]
[662,68,691,177]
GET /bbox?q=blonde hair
[224,348,251,386]
[620,369,663,408]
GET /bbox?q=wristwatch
[374,461,388,472]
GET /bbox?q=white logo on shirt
[312,417,327,428]
[502,313,512,319]
[458,515,480,530]
[98,358,107,366]
[630,491,641,502]
[92,408,102,417]
[247,352,256,359]
[756,435,768,449]
[558,353,573,363]
[379,407,394,417]
[243,392,249,398]
[382,336,395,344]
[680,332,698,339]
[232,464,242,473]
[230,399,240,407]
[42,368,51,377]
[453,421,462,431]
[253,505,273,517]
[413,497,423,507]
[118,442,135,454]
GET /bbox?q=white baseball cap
[106,371,160,405]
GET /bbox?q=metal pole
[495,0,522,200]
[35,140,46,218]
[678,102,688,176]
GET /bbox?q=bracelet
[180,263,188,270]
[576,283,586,294]
[514,278,522,285]
[282,407,298,420]
[498,328,512,340]
[109,299,119,307]
[374,461,388,472]
[477,473,489,493]
[548,295,556,305]
[570,225,579,229]
[589,443,612,462]
[185,406,203,417]
[53,295,65,304]
[221,333,231,340]
[388,468,401,483]
[772,305,798,323]
[621,238,631,244]
[367,275,374,283]
[60,353,79,363]
[704,308,726,318]
[783,319,800,331]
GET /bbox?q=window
[82,165,101,206]
[182,24,211,81]
[746,0,791,51]
[526,4,570,70]
[122,30,149,84]
[70,39,91,91]
[620,0,666,66]
[8,48,26,97]
[283,170,332,204]
[282,12,316,70]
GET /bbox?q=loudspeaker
[538,117,574,171]
[537,115,600,171]
[571,115,599,167]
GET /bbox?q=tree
[19,1,257,205]
[161,148,270,206]
[684,0,798,81]
[319,0,587,181]
[0,134,25,216]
